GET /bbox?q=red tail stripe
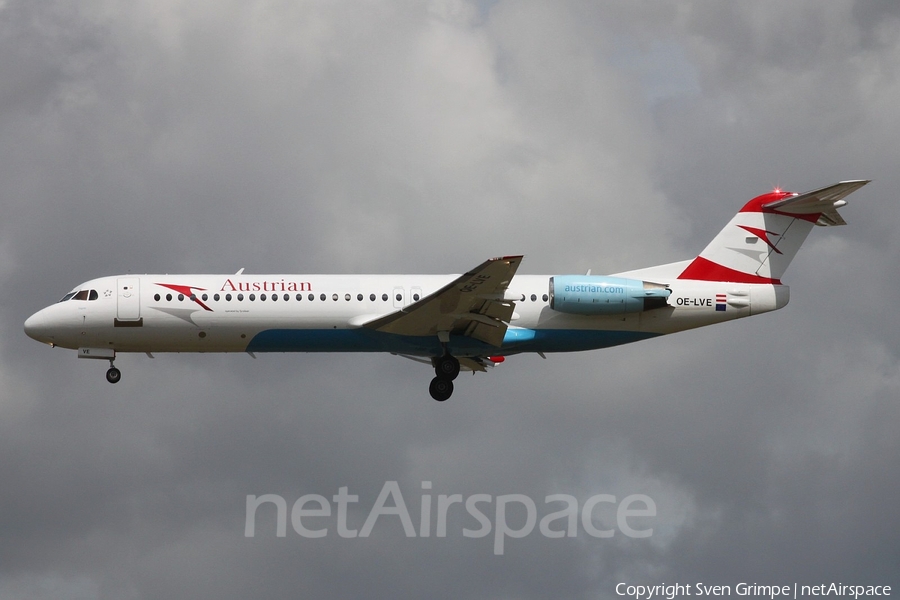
[678,257,782,284]
[738,191,821,223]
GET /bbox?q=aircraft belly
[109,305,734,355]
[244,327,661,356]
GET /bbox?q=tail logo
[737,225,783,254]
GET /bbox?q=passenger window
[345,293,351,301]
[382,293,388,301]
[309,294,314,301]
[249,294,256,301]
[214,294,220,301]
[369,294,376,301]
[320,294,326,301]
[357,294,363,301]
[237,294,244,301]
[225,294,232,301]
[154,294,161,301]
[296,294,303,301]
[166,294,173,301]
[531,294,537,302]
[283,294,289,301]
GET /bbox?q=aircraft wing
[363,255,524,347]
[764,179,870,226]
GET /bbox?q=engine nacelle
[549,275,670,316]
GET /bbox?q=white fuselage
[24,273,789,358]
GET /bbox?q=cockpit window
[68,289,100,301]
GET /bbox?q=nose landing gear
[429,354,460,402]
[77,348,121,384]
[106,361,121,384]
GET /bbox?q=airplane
[24,180,869,401]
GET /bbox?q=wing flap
[465,319,506,347]
[392,353,498,373]
[459,357,489,373]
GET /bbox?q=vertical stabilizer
[678,180,869,284]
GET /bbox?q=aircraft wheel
[434,355,460,381]
[106,367,121,384]
[429,377,453,402]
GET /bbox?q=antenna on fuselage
[235,268,245,275]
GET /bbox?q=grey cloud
[2,0,898,598]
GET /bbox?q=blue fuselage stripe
[245,328,660,356]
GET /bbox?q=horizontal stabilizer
[763,180,870,226]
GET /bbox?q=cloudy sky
[3,1,899,598]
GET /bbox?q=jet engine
[548,275,670,316]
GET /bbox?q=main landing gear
[429,354,460,402]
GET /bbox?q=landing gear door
[117,277,141,320]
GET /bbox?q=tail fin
[678,180,869,284]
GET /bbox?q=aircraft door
[117,277,141,320]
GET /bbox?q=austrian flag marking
[715,294,727,312]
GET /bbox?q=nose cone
[24,309,54,344]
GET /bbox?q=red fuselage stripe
[678,256,782,284]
